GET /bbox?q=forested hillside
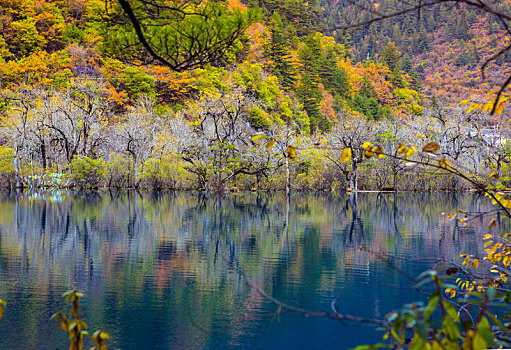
[0,0,507,191]
[0,0,424,128]
[322,0,511,104]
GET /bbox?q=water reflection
[0,191,502,349]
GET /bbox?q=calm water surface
[0,191,501,349]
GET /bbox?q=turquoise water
[0,191,497,349]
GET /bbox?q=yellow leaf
[286,145,296,160]
[341,148,352,163]
[422,142,440,154]
[445,288,456,298]
[503,256,510,267]
[462,256,471,266]
[495,102,504,115]
[447,212,456,220]
[483,233,493,240]
[314,140,329,146]
[489,171,500,179]
[416,133,426,139]
[439,159,448,168]
[265,140,276,149]
[251,134,265,142]
[397,143,406,155]
[471,258,479,268]
[375,145,386,159]
[362,141,372,149]
[489,219,497,230]
[405,147,415,158]
[364,146,375,159]
[484,241,493,248]
[461,99,471,106]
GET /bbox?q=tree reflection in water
[0,190,503,349]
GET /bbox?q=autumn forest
[0,0,510,191]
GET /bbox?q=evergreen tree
[382,42,405,88]
[411,71,422,92]
[265,12,296,89]
[401,53,412,73]
[296,73,324,133]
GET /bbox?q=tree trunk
[41,142,47,169]
[133,155,138,188]
[285,156,290,195]
[349,161,358,191]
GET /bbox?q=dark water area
[0,190,503,349]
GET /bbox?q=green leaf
[486,311,506,332]
[477,317,495,346]
[350,345,387,350]
[411,332,431,350]
[424,293,438,321]
[442,315,460,341]
[472,332,487,350]
[417,320,428,339]
[444,302,460,322]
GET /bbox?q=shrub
[0,146,15,188]
[70,156,105,188]
[140,156,194,190]
[104,153,132,188]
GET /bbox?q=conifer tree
[265,12,296,89]
[382,42,405,88]
[296,73,324,133]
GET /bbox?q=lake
[0,191,500,349]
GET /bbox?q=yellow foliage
[405,146,415,158]
[340,148,352,163]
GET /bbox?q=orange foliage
[245,23,265,63]
[319,85,337,123]
[150,66,196,105]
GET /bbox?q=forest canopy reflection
[0,191,500,349]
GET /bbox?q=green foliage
[382,42,405,89]
[140,156,193,189]
[102,59,156,102]
[10,19,47,56]
[264,11,296,89]
[393,88,424,116]
[99,0,260,71]
[252,0,320,36]
[357,271,509,350]
[0,146,15,187]
[104,153,132,188]
[352,94,382,121]
[0,37,13,63]
[454,51,476,68]
[248,106,272,130]
[296,73,327,132]
[70,156,105,188]
[63,23,86,43]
